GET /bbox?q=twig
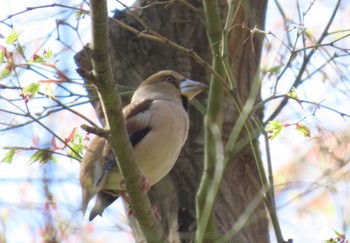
[195,0,227,241]
[3,146,80,161]
[266,0,342,122]
[80,124,108,138]
[108,18,230,92]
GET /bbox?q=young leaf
[29,149,54,164]
[17,43,25,57]
[68,142,85,160]
[65,128,77,143]
[5,29,21,44]
[334,229,343,238]
[29,53,44,63]
[0,66,12,79]
[1,148,17,163]
[42,82,56,99]
[287,87,298,99]
[266,120,283,139]
[43,48,53,59]
[295,123,311,138]
[0,49,5,64]
[75,9,87,20]
[20,82,41,100]
[67,130,84,160]
[267,65,282,74]
[323,240,336,243]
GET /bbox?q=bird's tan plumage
[80,70,207,221]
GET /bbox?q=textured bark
[75,0,269,242]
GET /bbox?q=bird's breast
[134,100,189,185]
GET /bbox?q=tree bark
[75,0,269,242]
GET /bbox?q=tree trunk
[75,0,269,242]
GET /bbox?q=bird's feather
[89,191,120,221]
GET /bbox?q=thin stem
[195,0,226,242]
[267,0,342,122]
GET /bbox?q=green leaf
[5,29,21,44]
[266,120,283,139]
[29,149,54,164]
[17,43,25,57]
[68,143,84,160]
[296,123,310,138]
[42,83,56,99]
[75,9,87,20]
[29,53,44,63]
[290,51,297,61]
[334,229,343,237]
[67,131,84,160]
[267,65,282,74]
[44,48,53,59]
[287,87,298,99]
[1,148,17,163]
[0,67,12,79]
[323,230,348,243]
[0,49,5,64]
[21,82,41,99]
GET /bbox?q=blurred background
[0,0,349,242]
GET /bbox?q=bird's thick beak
[180,79,208,100]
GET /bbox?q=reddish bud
[51,136,58,150]
[64,127,76,143]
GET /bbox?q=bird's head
[134,70,207,103]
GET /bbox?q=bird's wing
[124,99,154,147]
[88,99,155,220]
[98,99,155,183]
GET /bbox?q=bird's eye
[165,75,176,84]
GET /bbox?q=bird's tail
[89,191,119,221]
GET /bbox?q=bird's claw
[141,175,150,192]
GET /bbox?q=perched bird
[80,70,207,221]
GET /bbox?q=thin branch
[219,1,285,240]
[28,112,82,159]
[1,3,87,23]
[108,17,230,92]
[3,146,80,162]
[195,0,227,241]
[0,84,96,131]
[266,0,342,122]
[80,124,108,138]
[252,94,350,123]
[49,94,99,127]
[1,2,228,91]
[254,118,275,203]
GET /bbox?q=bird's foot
[120,191,130,204]
[141,175,150,192]
[151,205,161,221]
[127,205,134,218]
[120,179,126,189]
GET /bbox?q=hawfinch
[80,70,207,221]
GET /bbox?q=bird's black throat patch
[181,95,189,111]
